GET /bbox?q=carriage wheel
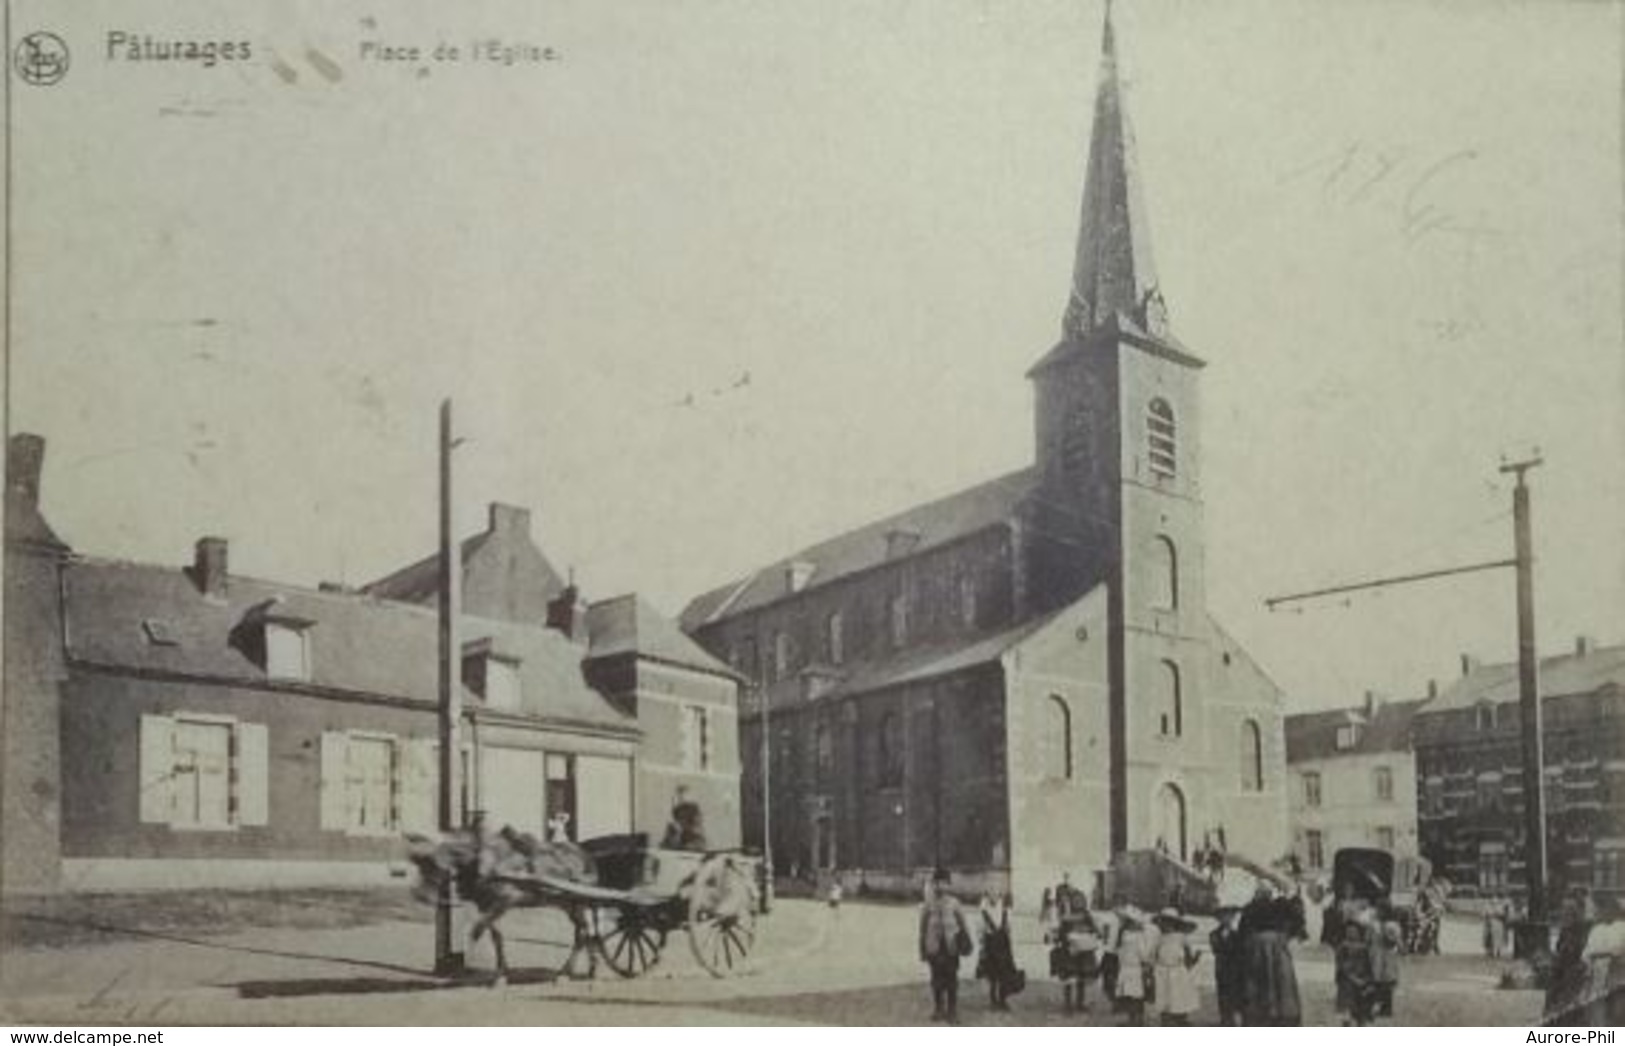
[686,858,758,978]
[595,904,666,979]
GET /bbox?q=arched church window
[1157,660,1183,738]
[825,611,845,665]
[1148,398,1177,479]
[1047,695,1074,780]
[1150,535,1178,609]
[1156,782,1188,862]
[878,712,903,786]
[1241,719,1264,792]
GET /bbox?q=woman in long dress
[1114,909,1153,1026]
[1239,885,1304,1026]
[1152,908,1201,1026]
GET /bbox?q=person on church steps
[1239,882,1305,1026]
[919,867,972,1024]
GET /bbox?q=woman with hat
[1113,906,1153,1026]
[1152,907,1201,1025]
[919,867,971,1024]
[1239,882,1304,1026]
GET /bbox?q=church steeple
[1062,1,1170,344]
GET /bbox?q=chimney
[193,537,228,599]
[546,584,589,643]
[1460,653,1481,677]
[1427,678,1439,700]
[1363,690,1382,719]
[885,527,921,560]
[786,560,815,594]
[8,434,45,507]
[1575,635,1595,658]
[488,503,532,537]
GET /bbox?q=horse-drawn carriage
[1330,847,1439,954]
[407,829,760,983]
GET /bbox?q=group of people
[1320,882,1405,1026]
[921,868,1317,1026]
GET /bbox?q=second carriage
[513,834,761,980]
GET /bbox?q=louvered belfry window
[1147,398,1177,479]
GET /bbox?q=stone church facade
[680,10,1288,903]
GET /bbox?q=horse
[404,827,596,986]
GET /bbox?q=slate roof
[679,468,1036,631]
[62,557,634,733]
[359,528,566,606]
[586,593,738,679]
[821,608,1070,698]
[1284,698,1427,763]
[1416,643,1625,716]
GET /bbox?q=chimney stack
[193,537,229,599]
[8,433,45,507]
[546,584,589,643]
[488,503,532,537]
[1460,653,1481,677]
[1363,689,1382,719]
[1427,678,1439,700]
[1575,636,1595,658]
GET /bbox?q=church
[679,8,1289,903]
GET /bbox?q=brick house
[678,11,1288,903]
[1,434,740,894]
[1412,640,1625,908]
[1285,693,1428,873]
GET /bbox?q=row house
[2,434,740,893]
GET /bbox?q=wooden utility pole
[1266,456,1548,929]
[759,686,774,913]
[1501,454,1546,925]
[434,399,465,976]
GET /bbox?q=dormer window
[462,639,523,711]
[264,621,311,681]
[485,657,522,711]
[1335,722,1361,751]
[1147,398,1176,479]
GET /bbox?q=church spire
[1062,0,1169,343]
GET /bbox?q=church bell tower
[1026,2,1210,858]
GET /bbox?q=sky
[10,0,1622,713]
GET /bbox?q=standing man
[919,867,971,1024]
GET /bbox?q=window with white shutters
[320,731,412,834]
[138,714,269,830]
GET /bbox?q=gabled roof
[1417,642,1625,715]
[1285,698,1428,762]
[62,557,633,733]
[586,593,737,679]
[679,468,1035,631]
[361,531,497,605]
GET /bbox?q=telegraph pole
[758,685,774,913]
[434,399,465,977]
[1501,454,1546,926]
[1266,456,1549,935]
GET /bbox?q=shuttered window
[320,731,435,835]
[1147,398,1177,479]
[138,713,269,830]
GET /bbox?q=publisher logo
[14,31,69,86]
